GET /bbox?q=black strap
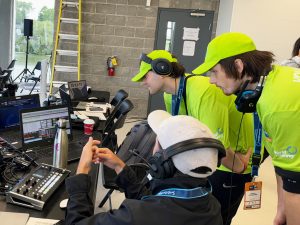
[182,75,196,116]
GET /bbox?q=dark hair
[292,37,300,57]
[168,62,185,78]
[218,50,275,83]
[168,54,185,78]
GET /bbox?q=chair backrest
[110,89,128,107]
[0,70,13,89]
[31,61,42,75]
[102,99,134,146]
[7,59,16,70]
[108,89,128,119]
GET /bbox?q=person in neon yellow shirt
[132,50,254,224]
[193,32,300,225]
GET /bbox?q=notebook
[0,94,40,132]
[19,105,84,163]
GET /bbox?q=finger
[92,139,101,145]
[84,136,94,148]
[95,148,112,154]
[91,146,99,152]
[94,153,112,160]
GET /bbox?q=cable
[128,149,151,169]
[225,113,245,225]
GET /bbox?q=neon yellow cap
[192,32,256,75]
[131,50,177,82]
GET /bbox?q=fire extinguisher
[107,56,118,76]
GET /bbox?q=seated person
[65,110,225,225]
[281,37,300,68]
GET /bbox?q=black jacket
[65,166,222,225]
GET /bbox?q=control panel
[6,163,70,210]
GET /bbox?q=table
[0,129,101,220]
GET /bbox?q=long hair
[167,54,185,78]
[292,37,300,57]
[218,50,275,83]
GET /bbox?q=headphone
[148,138,226,179]
[140,53,173,76]
[235,76,266,113]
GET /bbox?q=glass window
[165,21,176,52]
[13,0,54,81]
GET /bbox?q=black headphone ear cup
[148,152,164,179]
[163,159,176,178]
[148,151,176,179]
[151,58,173,75]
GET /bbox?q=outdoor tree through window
[13,0,54,80]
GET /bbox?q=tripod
[13,36,32,82]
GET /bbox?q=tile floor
[94,120,278,225]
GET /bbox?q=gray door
[148,8,214,114]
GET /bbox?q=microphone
[129,149,152,169]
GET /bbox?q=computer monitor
[19,105,72,149]
[0,94,40,131]
[68,80,88,101]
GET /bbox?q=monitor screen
[68,80,88,101]
[20,105,72,148]
[0,94,40,131]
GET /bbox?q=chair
[99,99,134,208]
[110,89,128,107]
[97,89,128,132]
[0,69,14,96]
[0,59,16,84]
[107,89,129,129]
[20,61,42,94]
[102,99,134,148]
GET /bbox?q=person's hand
[235,147,253,173]
[76,137,101,174]
[93,148,125,174]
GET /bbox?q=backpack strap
[182,75,195,116]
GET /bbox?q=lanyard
[251,112,262,177]
[142,186,211,200]
[171,76,185,116]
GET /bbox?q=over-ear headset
[148,138,226,179]
[140,53,173,76]
[235,76,266,113]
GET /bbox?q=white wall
[217,0,300,63]
[0,0,14,68]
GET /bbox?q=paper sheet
[26,217,59,225]
[75,110,106,121]
[182,27,200,41]
[182,41,196,56]
[0,212,29,225]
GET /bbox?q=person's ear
[234,59,244,75]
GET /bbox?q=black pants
[208,170,252,225]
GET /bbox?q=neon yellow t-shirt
[164,75,232,149]
[257,65,300,172]
[164,75,256,174]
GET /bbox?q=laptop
[68,80,88,101]
[19,105,84,164]
[59,84,88,112]
[0,94,40,132]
